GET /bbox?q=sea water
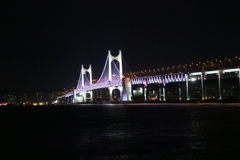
[1,103,240,159]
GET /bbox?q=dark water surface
[1,103,240,159]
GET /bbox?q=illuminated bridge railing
[131,73,187,85]
[65,91,73,97]
[74,80,122,94]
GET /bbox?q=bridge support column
[89,90,93,102]
[71,96,73,104]
[239,70,240,100]
[119,86,123,101]
[73,91,76,104]
[163,87,166,101]
[123,77,132,101]
[144,87,147,101]
[82,91,86,102]
[179,87,181,100]
[186,74,190,100]
[159,88,162,101]
[205,85,208,100]
[201,72,205,100]
[218,71,222,100]
[109,87,113,101]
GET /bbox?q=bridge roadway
[64,80,124,102]
[130,68,240,101]
[76,80,122,93]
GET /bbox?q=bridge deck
[65,80,122,97]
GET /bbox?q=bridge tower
[81,64,92,87]
[74,64,93,103]
[108,50,122,81]
[108,50,123,101]
[82,64,93,102]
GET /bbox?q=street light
[196,63,200,71]
[189,65,192,72]
[183,66,186,72]
[203,63,205,71]
[219,60,223,69]
[234,56,238,68]
[229,59,232,68]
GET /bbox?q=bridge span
[58,51,240,103]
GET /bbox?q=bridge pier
[159,88,161,101]
[109,86,123,101]
[144,87,147,101]
[179,87,181,100]
[109,87,113,101]
[158,87,166,101]
[73,91,79,103]
[67,97,69,104]
[86,90,93,102]
[123,77,132,101]
[218,71,222,100]
[119,86,123,101]
[67,96,70,104]
[201,72,205,100]
[239,70,240,100]
[83,91,87,102]
[163,87,166,101]
[186,74,190,100]
[73,90,76,103]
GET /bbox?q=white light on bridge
[189,72,202,76]
[190,77,196,81]
[222,68,240,74]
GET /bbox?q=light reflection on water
[185,110,204,151]
[74,104,240,159]
[2,104,240,159]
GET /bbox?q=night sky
[1,1,240,92]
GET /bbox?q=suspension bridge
[59,51,240,103]
[64,50,131,103]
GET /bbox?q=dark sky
[1,1,240,92]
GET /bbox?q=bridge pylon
[82,64,93,102]
[81,64,92,87]
[108,50,123,101]
[108,50,122,81]
[70,50,128,103]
